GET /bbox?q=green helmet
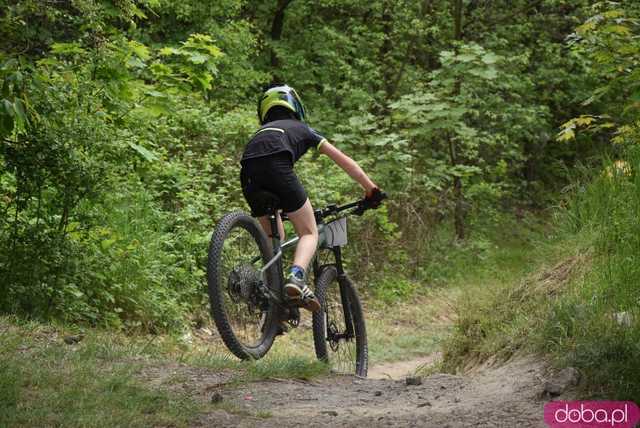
[257,84,306,124]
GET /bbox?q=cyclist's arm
[318,140,377,194]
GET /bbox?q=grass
[366,288,457,364]
[360,209,555,372]
[539,153,640,400]
[440,151,640,401]
[0,316,329,427]
[440,233,591,370]
[0,319,196,427]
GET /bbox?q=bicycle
[206,191,386,377]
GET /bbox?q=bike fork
[333,247,356,339]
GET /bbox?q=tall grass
[542,148,640,400]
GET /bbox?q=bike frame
[247,201,357,338]
[252,200,354,300]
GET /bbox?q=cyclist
[240,83,383,313]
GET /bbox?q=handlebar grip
[353,190,388,216]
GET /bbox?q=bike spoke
[325,284,357,374]
[218,227,265,348]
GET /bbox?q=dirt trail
[368,354,441,380]
[147,355,555,427]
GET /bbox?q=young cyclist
[240,84,383,313]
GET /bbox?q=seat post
[268,210,280,247]
[267,208,284,297]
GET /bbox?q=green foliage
[547,5,640,398]
[0,2,237,329]
[389,43,546,203]
[558,3,640,146]
[371,276,417,304]
[0,0,615,333]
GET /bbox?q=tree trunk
[454,0,463,40]
[270,0,294,82]
[451,0,465,241]
[380,0,394,102]
[448,136,465,241]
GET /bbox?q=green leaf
[2,99,14,117]
[205,45,223,57]
[557,128,575,142]
[188,52,209,64]
[130,4,147,19]
[469,68,498,80]
[481,53,499,65]
[50,42,86,55]
[101,239,117,250]
[12,98,26,130]
[128,40,151,60]
[603,25,631,36]
[127,57,146,69]
[457,53,476,62]
[128,142,158,161]
[159,47,178,56]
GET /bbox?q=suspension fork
[333,246,356,339]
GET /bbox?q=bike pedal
[287,307,300,328]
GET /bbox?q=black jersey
[240,119,327,164]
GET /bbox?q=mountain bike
[206,191,386,377]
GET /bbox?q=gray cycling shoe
[284,275,321,313]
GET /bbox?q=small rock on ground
[63,335,83,345]
[406,376,423,386]
[543,367,581,396]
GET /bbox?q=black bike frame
[251,202,358,339]
[254,200,358,315]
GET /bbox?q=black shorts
[240,152,308,216]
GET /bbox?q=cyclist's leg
[284,198,320,311]
[285,199,318,271]
[257,212,285,240]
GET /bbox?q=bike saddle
[252,191,281,214]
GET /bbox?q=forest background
[1,0,639,400]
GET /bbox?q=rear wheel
[207,211,279,360]
[312,266,368,377]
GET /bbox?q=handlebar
[281,192,388,223]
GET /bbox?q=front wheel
[312,266,368,377]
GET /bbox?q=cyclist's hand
[364,187,385,209]
[355,188,387,215]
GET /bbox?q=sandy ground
[368,354,442,380]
